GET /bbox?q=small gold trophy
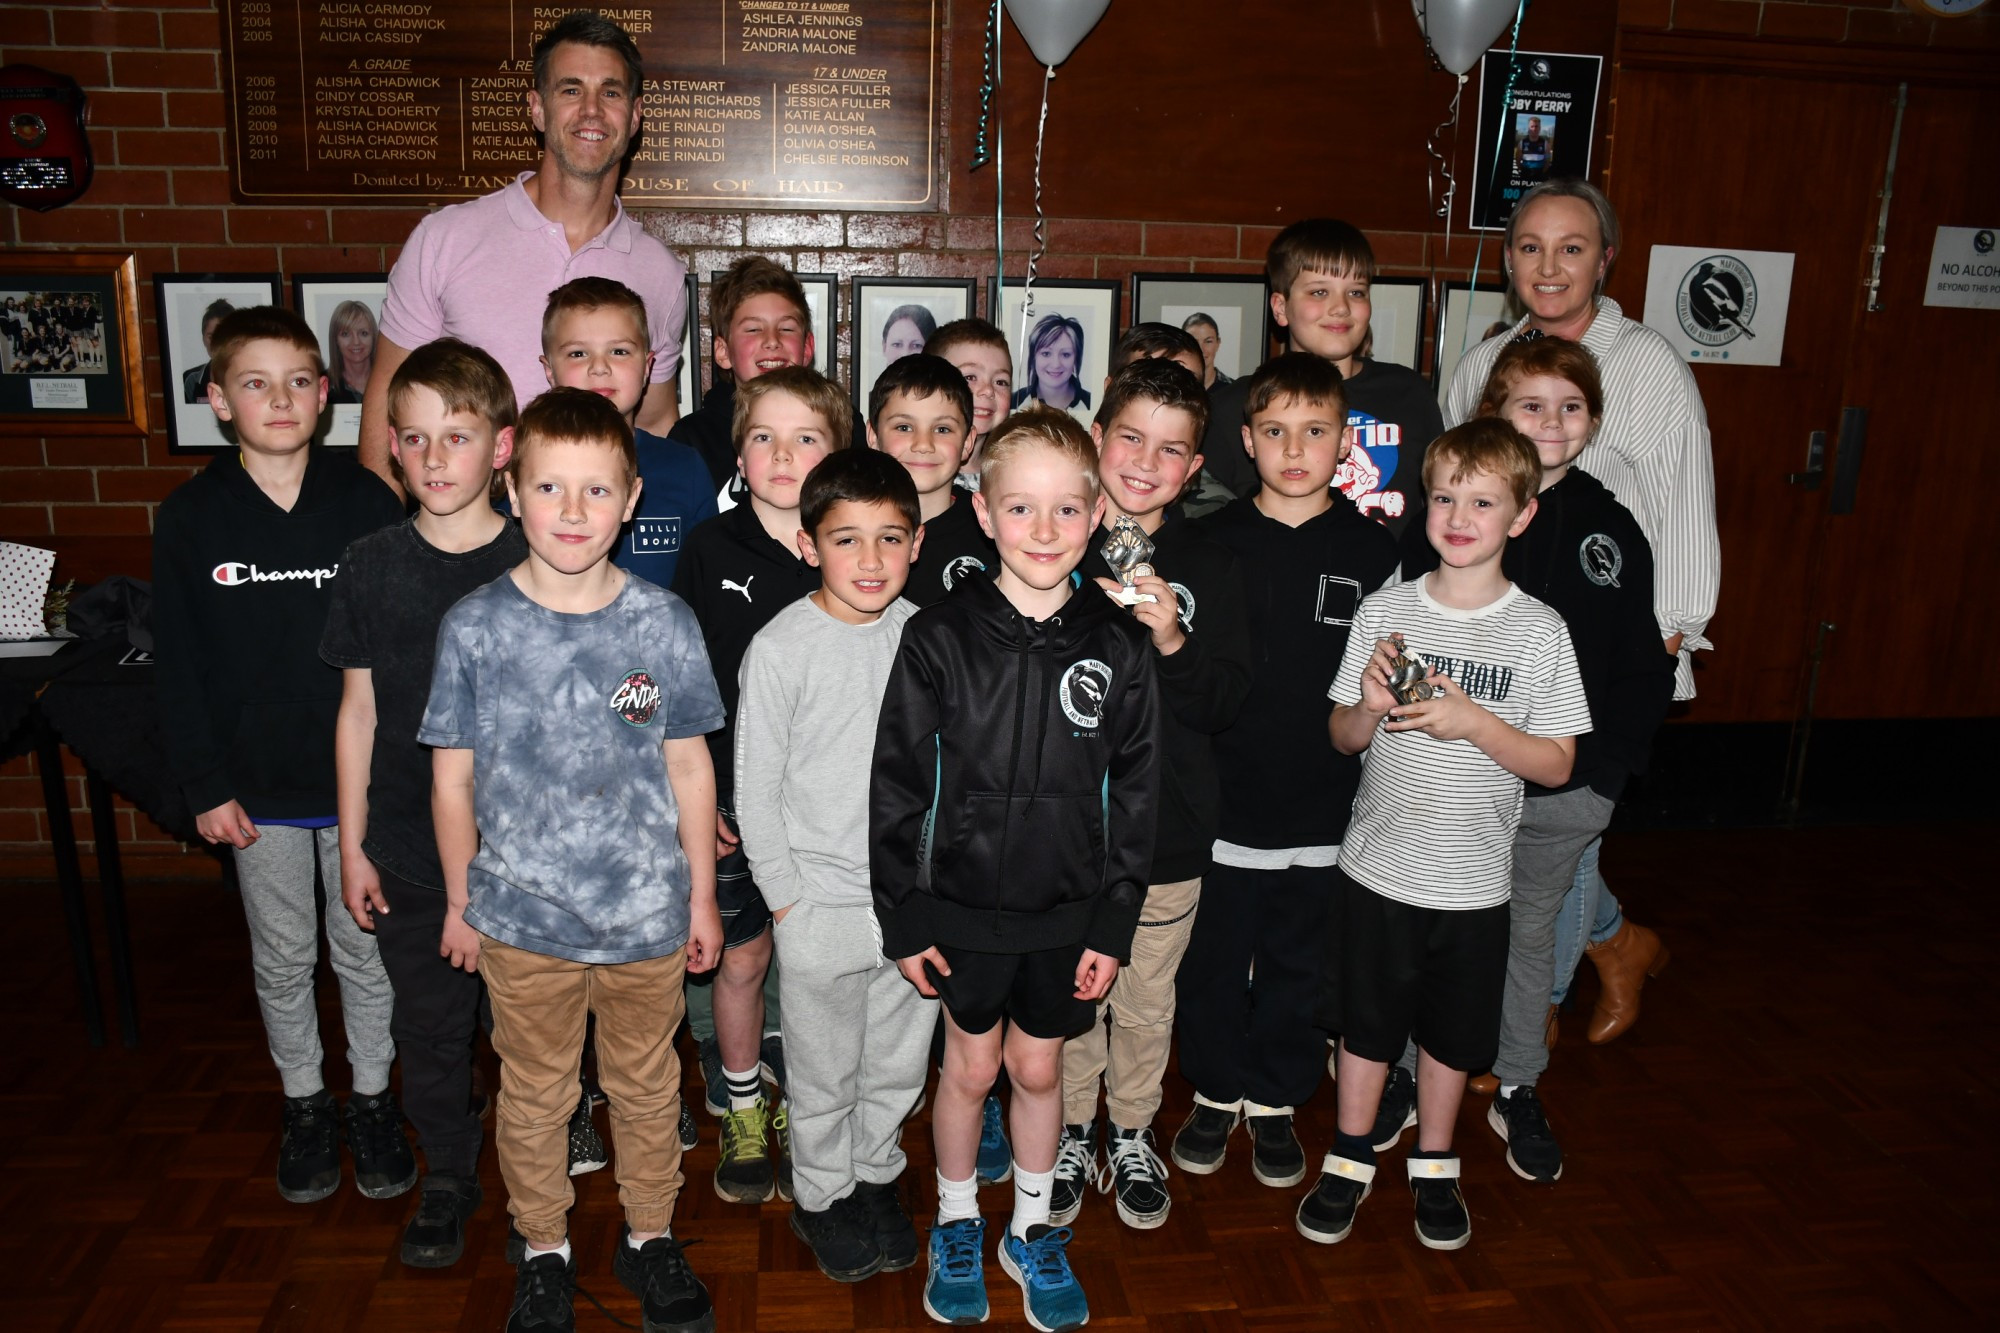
[1383,633,1438,706]
[1100,516,1157,606]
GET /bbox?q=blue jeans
[1550,837,1624,1005]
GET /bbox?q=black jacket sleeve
[1153,552,1252,734]
[1087,635,1163,960]
[870,630,943,959]
[1593,520,1677,786]
[151,496,232,815]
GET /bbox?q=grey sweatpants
[771,898,937,1213]
[1491,787,1617,1086]
[233,825,396,1099]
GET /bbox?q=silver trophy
[1100,516,1158,606]
[1383,633,1438,706]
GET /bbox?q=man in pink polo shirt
[360,12,688,493]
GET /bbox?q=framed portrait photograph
[292,273,385,449]
[676,272,703,416]
[1434,280,1523,408]
[988,278,1121,427]
[1130,272,1270,392]
[1366,276,1429,373]
[0,251,148,438]
[850,277,975,405]
[154,272,281,454]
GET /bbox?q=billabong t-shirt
[419,573,724,963]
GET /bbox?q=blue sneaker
[975,1094,1013,1186]
[923,1217,989,1326]
[998,1226,1089,1333]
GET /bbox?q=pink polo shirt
[379,171,688,410]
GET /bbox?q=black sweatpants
[375,869,486,1178]
[1174,860,1337,1110]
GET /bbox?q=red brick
[53,9,161,48]
[744,212,844,248]
[166,91,225,128]
[1368,231,1429,269]
[172,168,233,206]
[945,215,1035,252]
[895,251,993,279]
[0,504,53,537]
[637,209,743,248]
[112,0,215,11]
[110,50,216,89]
[0,441,48,467]
[1759,3,1848,40]
[0,811,42,843]
[118,128,224,167]
[5,470,95,503]
[1185,260,1265,276]
[81,167,171,206]
[79,89,163,128]
[51,438,148,467]
[279,245,385,274]
[9,50,109,88]
[1143,222,1240,259]
[13,207,122,245]
[795,249,896,277]
[95,468,196,503]
[686,247,759,278]
[160,10,223,49]
[1240,226,1283,263]
[227,210,329,244]
[1847,9,1933,43]
[845,214,946,250]
[51,504,153,535]
[330,209,434,244]
[1047,218,1144,256]
[124,206,228,244]
[5,10,52,45]
[174,245,279,272]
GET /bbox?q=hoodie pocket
[936,790,1102,910]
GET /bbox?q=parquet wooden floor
[4,824,1994,1331]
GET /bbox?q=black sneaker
[1371,1066,1419,1151]
[401,1173,482,1268]
[1295,1154,1375,1245]
[568,1089,607,1176]
[678,1100,699,1150]
[1169,1095,1240,1175]
[759,1032,787,1094]
[1408,1156,1471,1250]
[1488,1086,1563,1183]
[507,1249,576,1333]
[611,1224,716,1332]
[853,1179,919,1273]
[697,1037,725,1117]
[1104,1125,1171,1229]
[277,1090,342,1203]
[345,1090,418,1199]
[714,1096,775,1203]
[1245,1108,1307,1188]
[790,1192,886,1282]
[1049,1121,1099,1226]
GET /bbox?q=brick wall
[1,0,1992,878]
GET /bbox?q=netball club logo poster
[1641,245,1796,367]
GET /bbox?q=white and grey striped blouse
[1444,297,1720,700]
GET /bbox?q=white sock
[527,1239,572,1263]
[723,1061,762,1112]
[1011,1165,1054,1238]
[936,1170,980,1224]
[626,1229,670,1250]
[1500,1084,1522,1098]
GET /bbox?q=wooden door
[1604,40,1897,723]
[1809,80,2000,719]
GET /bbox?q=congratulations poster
[1467,50,1604,232]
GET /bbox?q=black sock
[1410,1147,1454,1160]
[1333,1131,1375,1167]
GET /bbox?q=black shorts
[1326,868,1509,1073]
[715,836,772,950]
[926,942,1095,1042]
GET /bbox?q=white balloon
[1411,0,1518,77]
[1005,0,1113,69]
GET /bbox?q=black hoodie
[1077,509,1251,883]
[152,448,402,818]
[871,573,1162,961]
[1197,493,1401,850]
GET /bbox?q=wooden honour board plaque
[219,1,939,209]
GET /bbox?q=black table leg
[34,715,105,1048]
[86,771,139,1048]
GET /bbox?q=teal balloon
[1005,0,1112,68]
[1412,0,1518,76]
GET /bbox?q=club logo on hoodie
[1059,658,1113,731]
[610,668,662,727]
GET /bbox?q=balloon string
[1459,0,1527,361]
[992,0,1003,322]
[1020,63,1053,346]
[969,0,999,171]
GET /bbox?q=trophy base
[1112,587,1158,606]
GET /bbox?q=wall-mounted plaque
[218,1,939,210]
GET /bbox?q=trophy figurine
[1383,633,1438,706]
[1100,515,1158,606]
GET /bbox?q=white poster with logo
[1641,245,1795,366]
[1923,227,2000,309]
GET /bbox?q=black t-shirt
[904,492,997,609]
[319,515,528,888]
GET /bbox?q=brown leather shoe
[1468,1072,1499,1095]
[1585,920,1670,1044]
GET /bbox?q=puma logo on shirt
[721,576,755,602]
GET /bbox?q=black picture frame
[849,276,975,404]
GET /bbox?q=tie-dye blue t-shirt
[420,572,724,964]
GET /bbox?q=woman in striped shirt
[1443,179,1718,1048]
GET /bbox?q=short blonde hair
[732,365,852,453]
[1422,418,1541,511]
[978,408,1099,498]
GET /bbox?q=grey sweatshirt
[734,594,917,913]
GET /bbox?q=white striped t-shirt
[1330,577,1592,910]
[1444,297,1719,700]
